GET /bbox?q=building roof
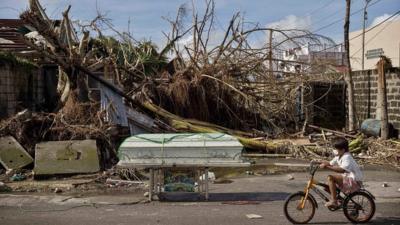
[0,19,33,53]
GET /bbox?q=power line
[312,0,382,33]
[307,0,336,16]
[351,14,399,57]
[310,0,360,27]
[315,9,400,53]
[351,10,399,41]
[311,6,345,27]
[0,7,20,14]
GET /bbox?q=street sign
[365,48,384,59]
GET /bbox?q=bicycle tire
[343,191,375,223]
[284,192,316,224]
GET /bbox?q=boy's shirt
[330,152,363,181]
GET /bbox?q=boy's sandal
[324,201,339,208]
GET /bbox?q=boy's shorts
[338,174,361,194]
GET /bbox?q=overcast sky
[1,0,399,47]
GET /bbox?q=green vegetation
[0,51,37,72]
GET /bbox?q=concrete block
[0,136,33,170]
[34,140,100,175]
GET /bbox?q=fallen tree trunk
[142,101,284,151]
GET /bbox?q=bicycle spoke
[345,193,374,222]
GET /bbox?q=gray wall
[0,63,43,118]
[352,68,400,130]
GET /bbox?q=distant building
[281,43,346,74]
[350,20,400,70]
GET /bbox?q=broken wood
[376,56,392,140]
[105,178,144,185]
[241,153,292,158]
[307,124,356,139]
[142,101,284,151]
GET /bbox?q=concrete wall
[0,63,44,118]
[352,67,400,130]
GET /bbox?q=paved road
[1,170,399,225]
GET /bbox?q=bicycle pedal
[327,205,341,210]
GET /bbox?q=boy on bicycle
[319,137,363,208]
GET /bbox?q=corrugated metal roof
[0,19,32,52]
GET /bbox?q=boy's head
[331,137,349,155]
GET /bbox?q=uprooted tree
[1,0,344,159]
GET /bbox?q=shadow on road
[365,217,400,225]
[158,191,290,202]
[308,217,400,225]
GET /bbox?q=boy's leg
[327,174,343,203]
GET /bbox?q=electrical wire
[314,10,400,54]
[351,14,399,57]
[312,0,383,33]
[307,0,336,16]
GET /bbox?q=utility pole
[269,30,273,77]
[362,0,372,118]
[345,0,356,131]
[361,0,371,71]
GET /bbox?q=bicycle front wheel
[284,192,316,224]
[343,191,375,223]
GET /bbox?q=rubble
[0,136,33,170]
[34,140,100,176]
[106,178,144,186]
[246,214,263,219]
[0,0,398,195]
[0,181,11,192]
[10,173,26,181]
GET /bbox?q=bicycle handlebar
[309,161,320,175]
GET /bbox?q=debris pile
[1,0,340,155]
[0,0,399,191]
[288,132,400,169]
[355,138,400,168]
[0,99,117,168]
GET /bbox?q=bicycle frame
[299,162,338,209]
[298,162,374,211]
[286,162,377,224]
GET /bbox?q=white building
[350,20,400,70]
[281,44,345,73]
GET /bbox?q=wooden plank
[307,124,356,138]
[242,153,292,158]
[149,168,154,201]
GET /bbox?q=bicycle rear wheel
[343,191,375,223]
[284,192,316,224]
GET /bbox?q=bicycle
[283,161,376,224]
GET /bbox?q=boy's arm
[320,160,346,173]
[324,164,346,173]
